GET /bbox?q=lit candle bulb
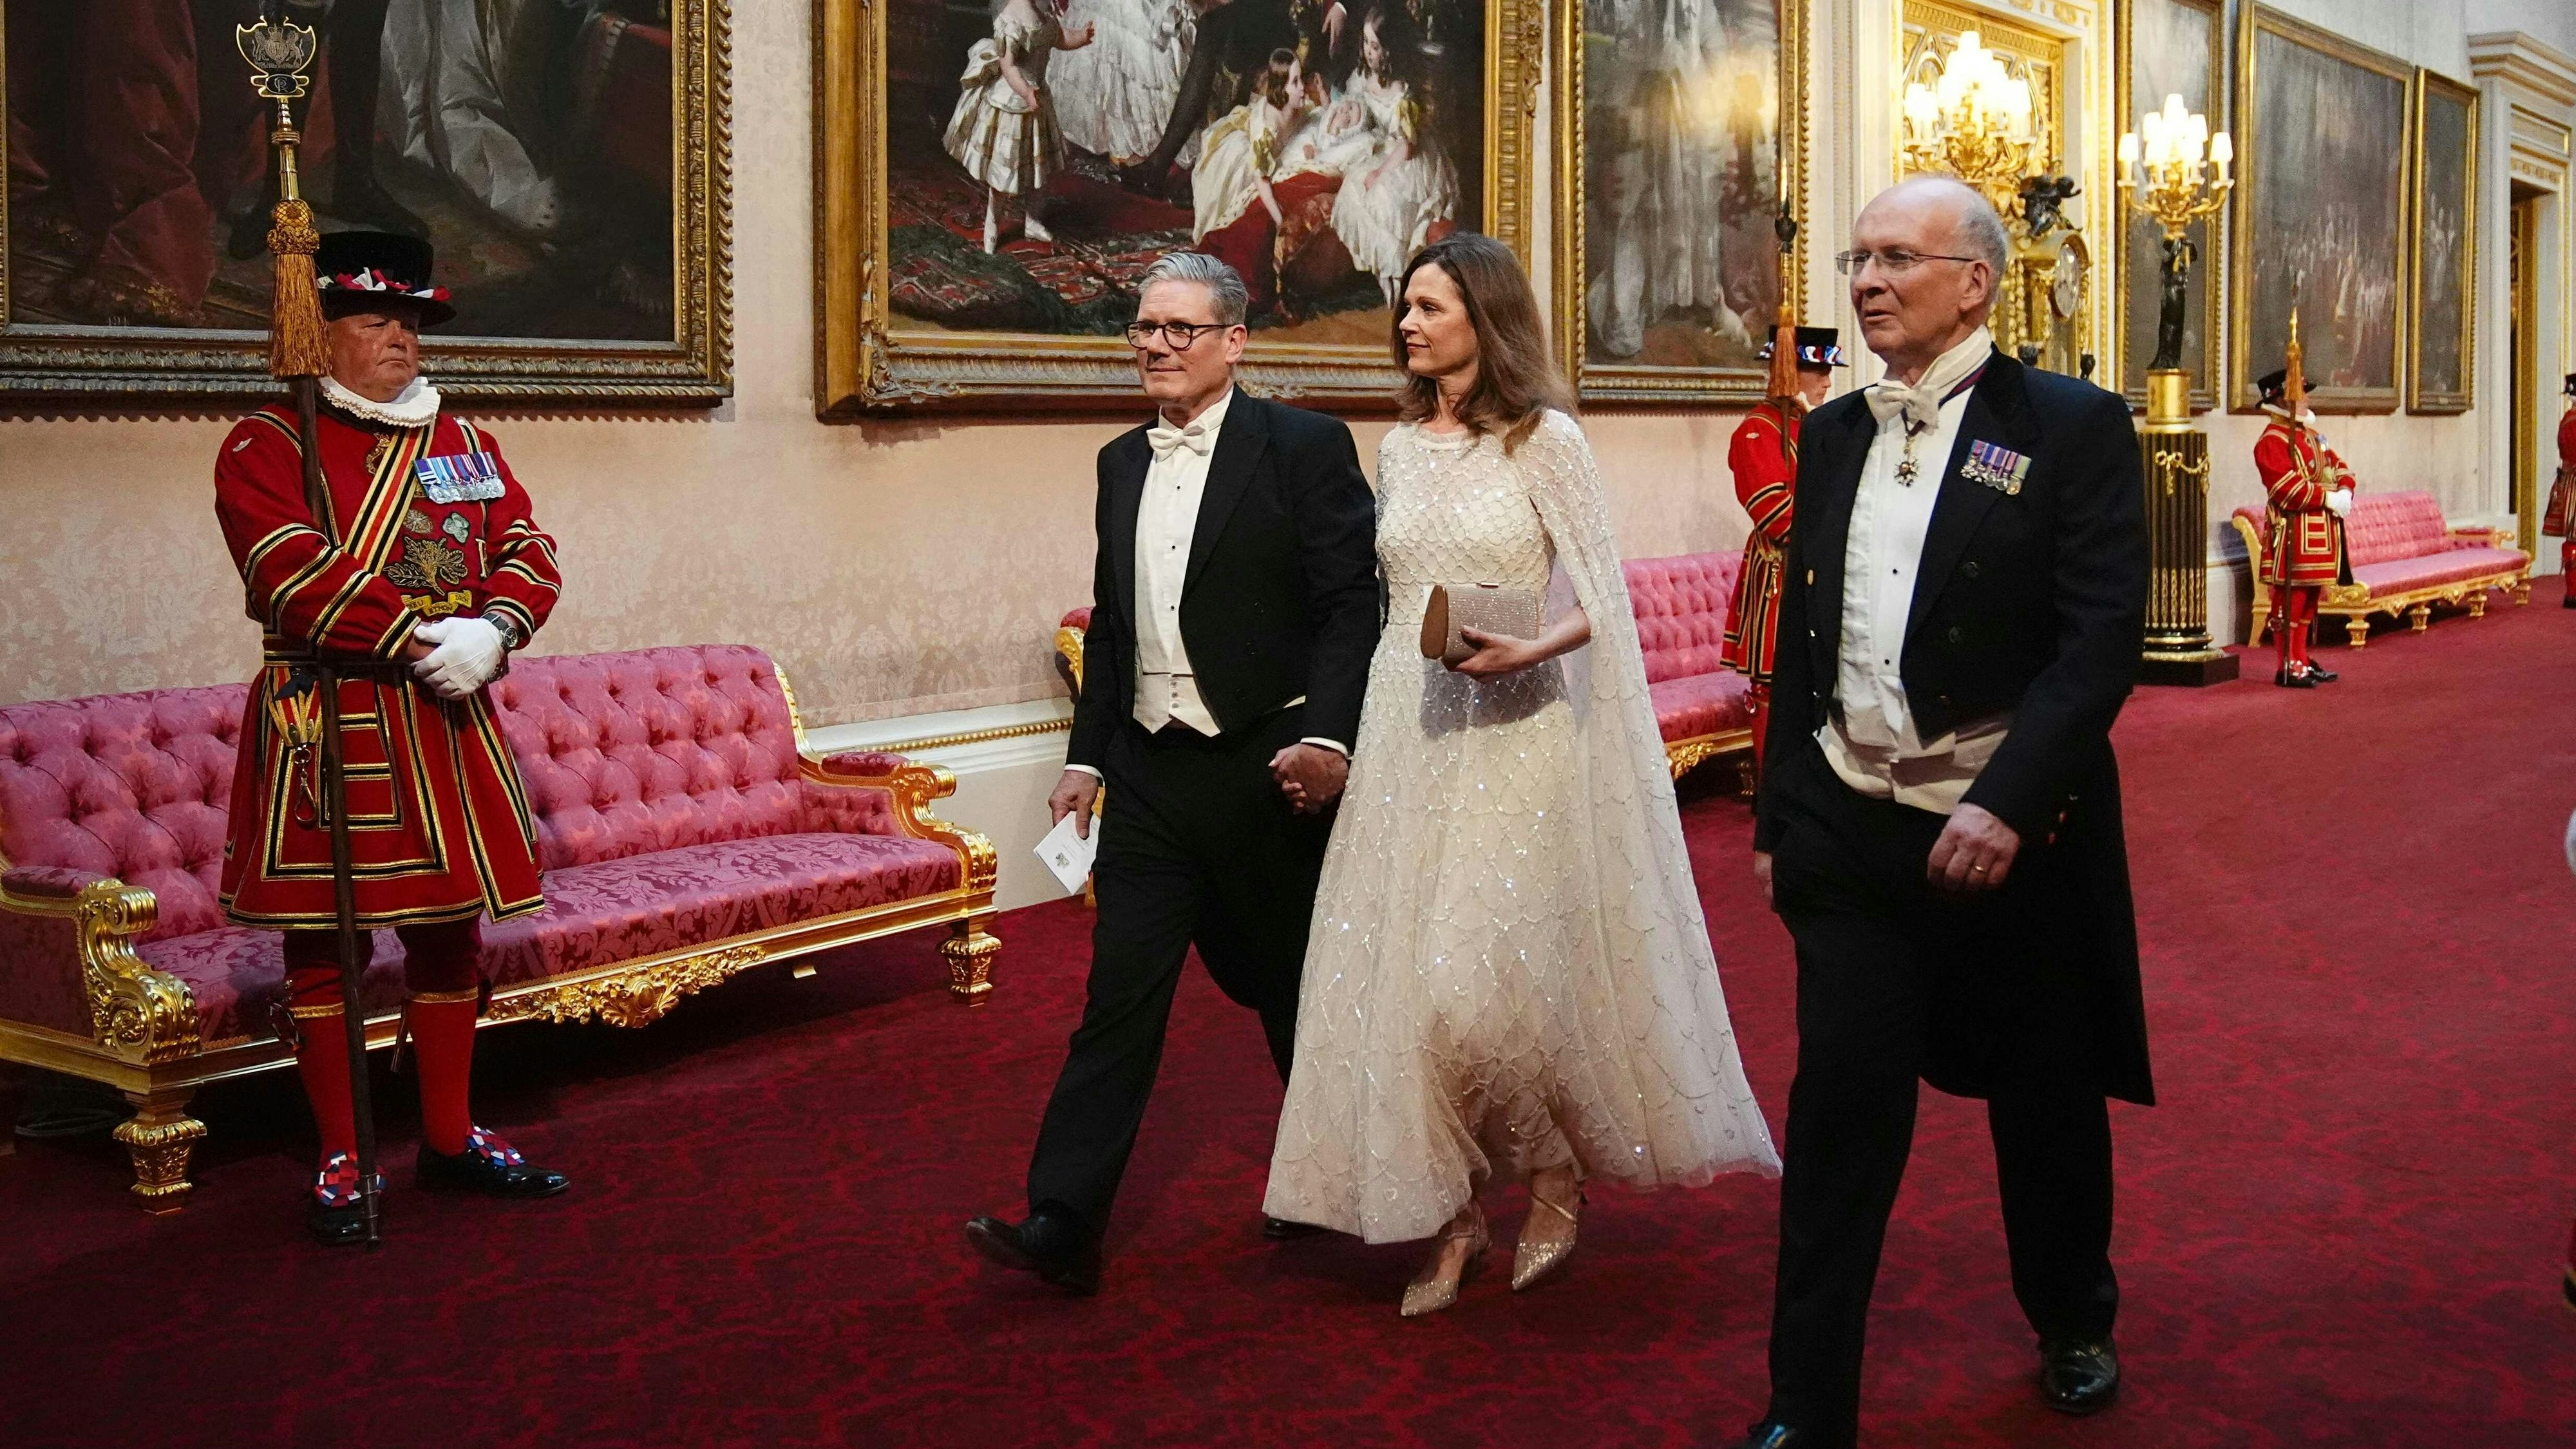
[2210,129,2233,183]
[2119,131,2140,186]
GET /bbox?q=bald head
[1848,176,2005,382]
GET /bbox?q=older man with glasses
[965,252,1380,1295]
[1734,176,2152,1448]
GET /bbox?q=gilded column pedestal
[2137,371,2239,686]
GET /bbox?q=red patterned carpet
[4,602,2572,1448]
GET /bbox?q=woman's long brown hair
[1391,232,1575,452]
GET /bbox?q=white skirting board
[806,700,1080,913]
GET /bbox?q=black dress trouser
[1762,742,2117,1446]
[1025,710,1332,1234]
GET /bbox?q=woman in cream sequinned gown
[1263,234,1779,1316]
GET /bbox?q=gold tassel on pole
[237,9,329,379]
[1765,203,1802,408]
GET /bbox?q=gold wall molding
[0,1,734,404]
[815,0,1544,415]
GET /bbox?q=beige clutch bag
[1419,583,1544,668]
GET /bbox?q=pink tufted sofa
[0,646,998,1211]
[1058,557,1756,786]
[1622,553,1757,781]
[2230,491,2530,647]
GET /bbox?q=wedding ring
[1969,865,1987,874]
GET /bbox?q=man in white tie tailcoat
[965,253,1381,1295]
[1735,178,2152,1448]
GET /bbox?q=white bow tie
[1864,377,1947,435]
[1148,419,1217,460]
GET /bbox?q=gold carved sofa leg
[2407,603,2432,632]
[115,1087,205,1215]
[941,914,1001,1004]
[2344,616,2371,648]
[2468,588,2489,619]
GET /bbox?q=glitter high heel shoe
[1399,1202,1490,1318]
[1511,1172,1585,1291]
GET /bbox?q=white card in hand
[1034,810,1099,896]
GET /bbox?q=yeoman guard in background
[216,229,571,1243]
[1723,325,1842,771]
[2544,372,2575,609]
[2250,344,2353,688]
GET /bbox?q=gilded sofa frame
[0,664,997,1212]
[2230,515,2532,647]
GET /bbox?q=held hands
[2325,488,2354,518]
[408,616,508,701]
[1270,743,1349,815]
[1752,850,1773,907]
[1048,769,1103,840]
[1926,804,2020,894]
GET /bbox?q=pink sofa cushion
[2351,547,2530,596]
[0,685,248,943]
[478,832,962,988]
[1624,553,1743,687]
[2343,492,2456,568]
[131,832,964,1042]
[1648,672,1753,745]
[491,647,811,873]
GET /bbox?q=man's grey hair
[1139,251,1250,326]
[1947,183,2011,275]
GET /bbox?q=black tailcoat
[1754,352,2154,1106]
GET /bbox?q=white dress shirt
[1819,327,2011,813]
[1065,386,1349,780]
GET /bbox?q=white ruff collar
[321,375,442,429]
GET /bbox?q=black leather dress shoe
[2304,660,2338,683]
[1734,1421,1808,1448]
[2274,667,2318,688]
[1264,1216,1327,1240]
[305,1151,382,1245]
[416,1128,569,1199]
[2038,1336,2121,1415]
[965,1204,1101,1296]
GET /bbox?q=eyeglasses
[1833,249,1982,276]
[1124,319,1229,350]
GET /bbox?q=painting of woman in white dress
[1329,6,1462,307]
[1578,0,1785,370]
[873,0,1491,343]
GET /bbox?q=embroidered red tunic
[2252,413,2353,589]
[1720,398,1801,686]
[2545,404,2576,538]
[213,402,561,931]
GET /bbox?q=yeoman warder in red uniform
[2543,372,2576,609]
[214,232,570,1242]
[2249,365,2354,688]
[1721,326,1842,768]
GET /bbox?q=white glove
[410,616,507,700]
[2325,489,2354,518]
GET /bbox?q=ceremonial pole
[239,3,383,1247]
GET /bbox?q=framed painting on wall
[816,0,1544,414]
[0,0,732,403]
[2406,68,2477,414]
[1549,0,1803,406]
[2227,6,2412,414]
[2115,0,2223,410]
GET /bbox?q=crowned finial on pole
[238,3,328,379]
[1765,204,1801,404]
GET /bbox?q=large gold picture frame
[0,1,733,404]
[2406,69,2478,415]
[815,0,1544,416]
[2114,0,2224,410]
[2228,6,2412,415]
[1549,0,1805,406]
